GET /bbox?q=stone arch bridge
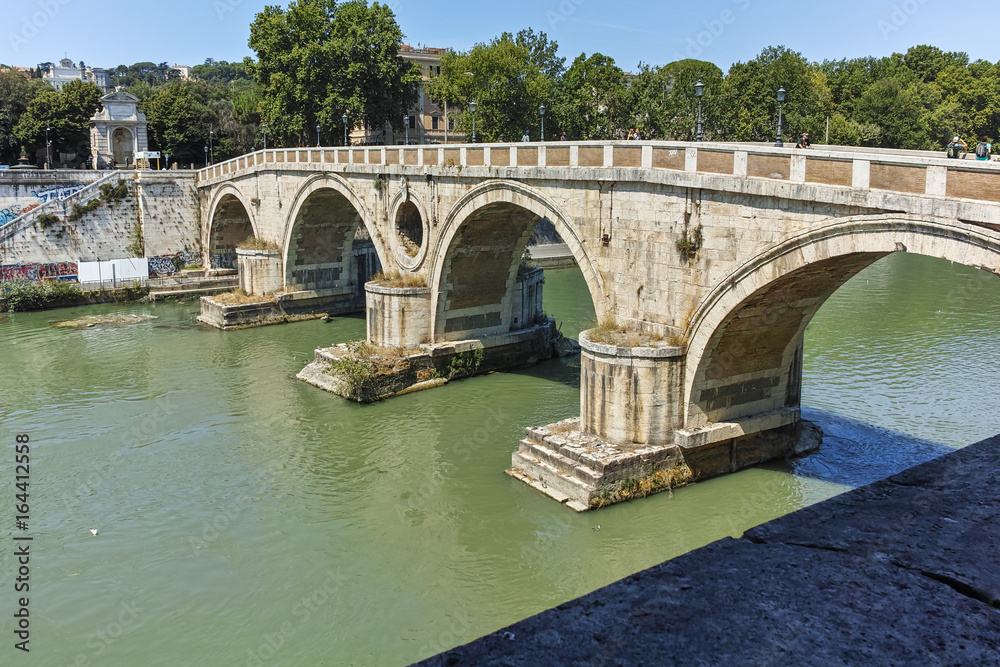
[197,141,1000,509]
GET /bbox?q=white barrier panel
[78,258,149,284]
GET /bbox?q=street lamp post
[342,114,348,146]
[403,115,409,145]
[694,80,704,142]
[45,125,51,168]
[164,152,169,170]
[539,104,545,141]
[262,124,267,150]
[469,100,477,143]
[316,124,321,147]
[209,127,214,164]
[775,86,786,147]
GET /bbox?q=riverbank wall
[417,433,1000,665]
[0,171,201,272]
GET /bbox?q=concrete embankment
[416,434,1000,665]
[528,243,575,269]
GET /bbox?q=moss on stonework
[589,465,693,509]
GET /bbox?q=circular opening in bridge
[395,201,423,257]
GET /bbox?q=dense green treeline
[436,40,999,150]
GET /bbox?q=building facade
[350,45,464,146]
[89,89,149,168]
[40,58,110,92]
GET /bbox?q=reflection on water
[0,252,997,664]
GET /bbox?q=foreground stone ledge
[422,434,1000,666]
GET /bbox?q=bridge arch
[282,174,386,293]
[205,184,258,269]
[429,180,604,342]
[683,213,1000,429]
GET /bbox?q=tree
[717,46,832,143]
[427,32,554,142]
[141,79,259,165]
[552,53,626,140]
[0,70,50,164]
[191,59,250,84]
[853,76,940,149]
[13,80,102,164]
[625,59,724,140]
[111,62,175,88]
[245,0,420,146]
[516,28,565,80]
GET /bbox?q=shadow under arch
[205,184,259,269]
[429,180,604,342]
[281,173,386,293]
[683,213,1000,429]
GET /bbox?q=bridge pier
[298,268,560,402]
[237,248,283,295]
[580,333,684,446]
[365,283,432,349]
[509,329,821,511]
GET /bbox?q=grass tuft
[370,269,426,288]
[236,237,280,251]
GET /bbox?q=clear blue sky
[2,0,998,73]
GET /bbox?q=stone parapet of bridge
[198,141,1000,209]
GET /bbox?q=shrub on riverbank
[0,280,148,312]
[1,280,83,312]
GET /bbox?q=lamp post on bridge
[403,115,409,145]
[204,145,208,168]
[262,123,267,150]
[539,104,545,141]
[342,113,349,146]
[775,86,786,148]
[694,80,704,142]
[316,123,321,147]
[469,100,477,143]
[209,127,214,164]
[45,125,52,169]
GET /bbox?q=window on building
[431,116,439,130]
[435,66,441,75]
[408,116,416,129]
[448,118,455,131]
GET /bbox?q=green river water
[1,252,999,666]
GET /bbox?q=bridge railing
[197,141,1000,205]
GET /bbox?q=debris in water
[51,314,157,329]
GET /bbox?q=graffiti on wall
[211,250,238,270]
[0,184,85,227]
[0,262,78,282]
[0,203,40,226]
[33,185,85,203]
[148,251,201,278]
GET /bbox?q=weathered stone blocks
[579,330,684,447]
[237,248,282,295]
[365,283,431,349]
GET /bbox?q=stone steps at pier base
[507,418,691,512]
[510,417,824,511]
